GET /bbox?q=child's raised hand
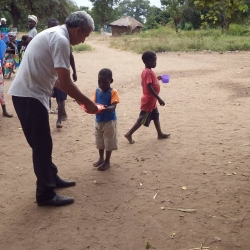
[157,76,162,81]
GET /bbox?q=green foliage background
[0,0,77,30]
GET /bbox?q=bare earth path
[0,33,250,250]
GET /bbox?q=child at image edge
[125,51,170,144]
[92,68,120,171]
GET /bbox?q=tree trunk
[12,15,19,28]
[135,7,140,21]
[174,19,179,33]
[221,11,230,33]
[10,2,21,28]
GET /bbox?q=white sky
[76,0,162,9]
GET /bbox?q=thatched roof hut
[109,16,144,36]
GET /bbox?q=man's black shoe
[55,176,76,188]
[37,193,74,207]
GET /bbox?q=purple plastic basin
[162,74,170,83]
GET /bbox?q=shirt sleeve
[92,89,96,102]
[111,89,120,104]
[144,70,154,85]
[51,38,70,70]
[28,29,37,38]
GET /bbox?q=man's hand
[83,100,98,114]
[56,68,97,113]
[157,76,162,81]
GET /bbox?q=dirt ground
[1,33,250,250]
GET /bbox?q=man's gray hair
[65,11,95,31]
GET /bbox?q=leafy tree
[0,0,26,28]
[79,6,91,12]
[161,0,185,33]
[27,0,77,28]
[0,0,77,28]
[181,0,201,29]
[144,6,170,29]
[117,0,151,23]
[194,0,248,31]
[237,0,250,24]
[90,0,120,28]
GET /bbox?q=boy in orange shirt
[125,51,170,144]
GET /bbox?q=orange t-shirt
[140,68,160,112]
[92,88,120,104]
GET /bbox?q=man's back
[8,25,71,110]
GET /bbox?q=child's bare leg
[62,108,68,121]
[154,120,170,139]
[93,149,104,167]
[97,150,112,171]
[2,104,13,117]
[56,100,65,128]
[124,120,142,144]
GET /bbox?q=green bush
[72,43,92,52]
[109,25,250,53]
[227,23,250,36]
[183,22,194,31]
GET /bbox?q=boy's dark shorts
[138,108,159,127]
[51,88,67,101]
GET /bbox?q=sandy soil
[1,33,250,250]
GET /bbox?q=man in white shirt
[9,11,98,207]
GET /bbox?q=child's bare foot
[93,159,104,167]
[56,121,63,128]
[158,133,170,139]
[3,112,13,118]
[97,162,110,171]
[124,133,135,144]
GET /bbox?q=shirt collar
[61,24,70,42]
